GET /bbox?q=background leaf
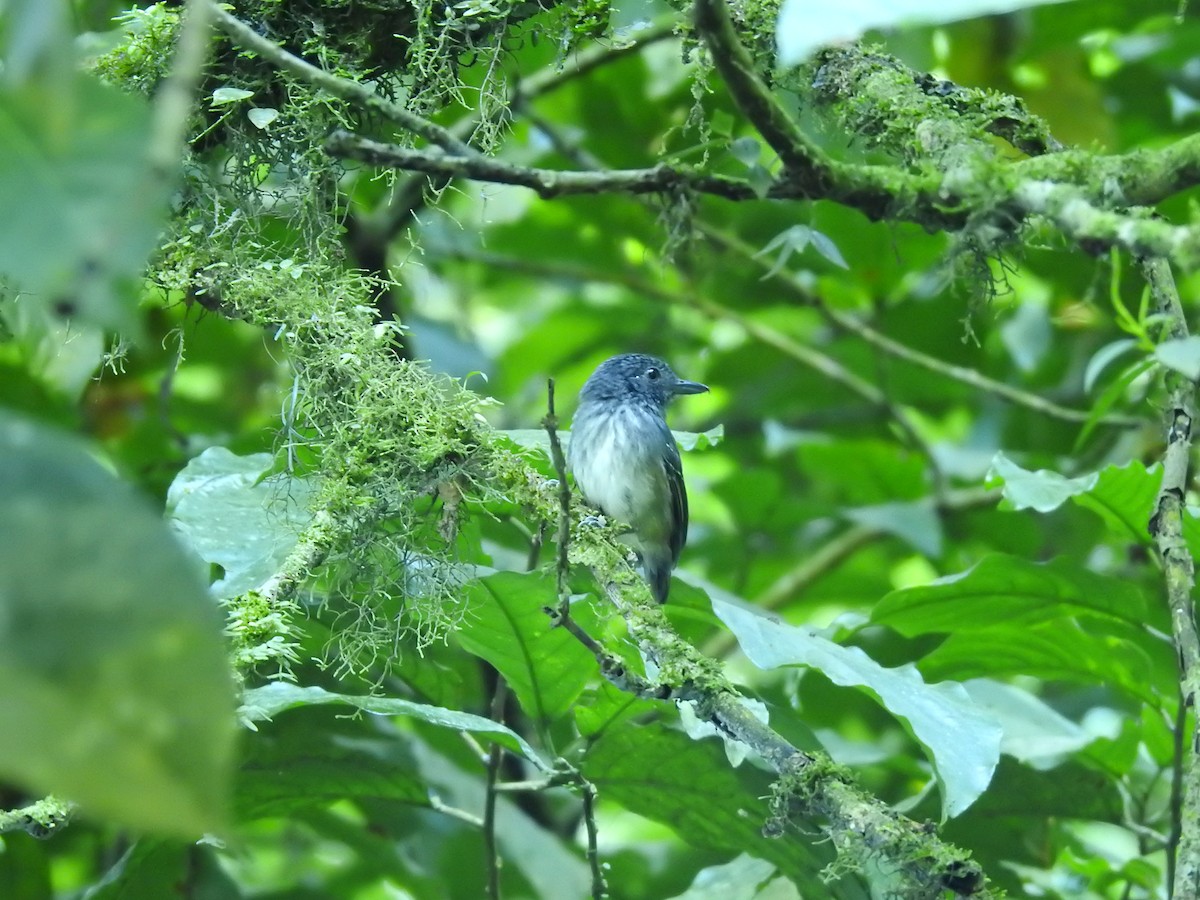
[714,598,1002,819]
[0,413,235,837]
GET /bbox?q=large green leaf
[0,72,166,334]
[166,447,316,598]
[988,453,1160,545]
[714,599,1001,820]
[777,0,1077,65]
[925,617,1170,703]
[582,721,856,896]
[872,554,1148,633]
[0,414,235,837]
[236,705,429,820]
[239,682,553,774]
[457,572,597,724]
[666,854,796,900]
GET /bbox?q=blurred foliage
[1,0,1199,897]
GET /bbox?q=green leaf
[667,854,791,900]
[1070,460,1158,545]
[166,447,317,598]
[82,841,238,900]
[1075,357,1154,449]
[777,0,1076,65]
[919,620,1166,706]
[873,554,1148,633]
[457,572,596,722]
[239,682,554,774]
[987,452,1098,513]
[0,73,166,334]
[714,599,1001,819]
[960,679,1099,765]
[987,454,1161,545]
[843,498,942,556]
[247,106,279,129]
[210,86,255,105]
[1154,335,1200,380]
[582,721,852,895]
[0,414,235,837]
[236,706,427,820]
[1083,338,1138,392]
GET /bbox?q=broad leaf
[0,73,166,333]
[583,720,855,895]
[873,554,1148,633]
[236,706,427,820]
[919,620,1167,707]
[987,452,1098,513]
[1155,335,1200,380]
[777,0,1076,66]
[0,414,235,837]
[714,599,1001,819]
[457,573,597,723]
[239,682,553,774]
[166,447,316,598]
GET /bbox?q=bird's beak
[672,378,709,395]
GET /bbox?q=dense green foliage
[3,0,1200,897]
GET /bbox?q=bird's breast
[569,404,671,537]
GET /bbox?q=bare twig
[580,779,606,899]
[483,677,508,900]
[695,225,1143,428]
[542,380,573,617]
[327,131,788,202]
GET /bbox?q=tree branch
[1141,256,1200,898]
[695,225,1144,428]
[203,0,477,157]
[0,796,74,838]
[327,131,787,201]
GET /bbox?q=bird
[569,353,708,603]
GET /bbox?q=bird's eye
[646,367,661,381]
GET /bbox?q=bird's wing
[661,424,688,566]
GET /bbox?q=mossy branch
[1141,256,1200,897]
[202,0,477,156]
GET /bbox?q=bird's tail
[643,550,673,604]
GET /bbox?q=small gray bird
[569,354,708,603]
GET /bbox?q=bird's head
[579,354,708,412]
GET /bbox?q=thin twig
[327,131,784,201]
[580,779,607,899]
[429,795,486,828]
[543,379,573,618]
[483,676,508,900]
[695,224,1143,429]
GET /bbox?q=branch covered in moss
[203,0,476,156]
[1141,257,1200,897]
[0,796,74,838]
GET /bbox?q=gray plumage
[569,354,708,603]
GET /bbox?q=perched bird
[569,354,708,603]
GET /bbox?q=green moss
[93,5,180,93]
